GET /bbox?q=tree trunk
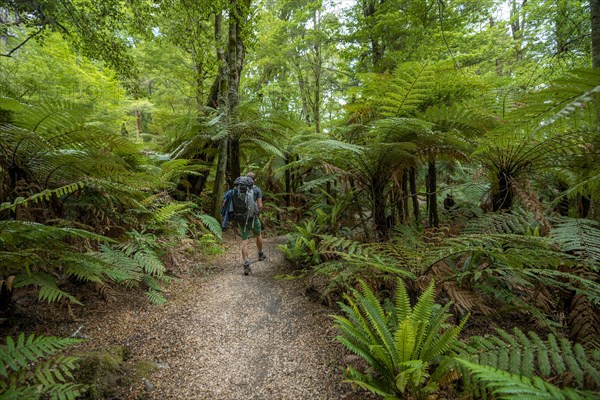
[361,0,384,71]
[312,8,322,133]
[229,137,241,184]
[135,109,142,140]
[179,11,226,198]
[285,156,292,207]
[401,169,408,223]
[210,9,230,215]
[372,177,389,240]
[492,172,513,211]
[427,159,439,227]
[592,0,600,69]
[211,137,229,218]
[409,167,419,224]
[510,0,526,62]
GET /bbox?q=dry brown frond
[512,179,553,234]
[568,293,600,346]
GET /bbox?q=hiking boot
[258,252,267,261]
[243,261,250,275]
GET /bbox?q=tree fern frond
[297,175,342,193]
[462,209,536,235]
[245,137,286,158]
[374,63,435,118]
[551,218,600,271]
[151,201,195,224]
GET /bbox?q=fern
[333,279,467,398]
[457,328,600,391]
[151,201,195,224]
[196,214,223,240]
[372,63,435,118]
[462,209,538,235]
[0,181,86,212]
[551,218,600,271]
[457,360,600,400]
[0,333,84,400]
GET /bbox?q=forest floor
[7,233,371,399]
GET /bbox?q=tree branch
[1,28,44,57]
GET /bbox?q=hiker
[222,171,266,275]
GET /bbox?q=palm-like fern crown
[473,69,600,177]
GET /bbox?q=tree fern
[0,333,84,400]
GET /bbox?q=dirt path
[82,235,366,399]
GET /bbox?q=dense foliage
[1,0,599,398]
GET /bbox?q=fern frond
[0,333,84,399]
[134,250,165,277]
[14,273,82,305]
[457,359,598,400]
[551,218,600,270]
[0,333,81,378]
[459,328,600,390]
[145,289,167,305]
[375,63,435,118]
[151,201,195,224]
[0,181,85,212]
[196,214,223,239]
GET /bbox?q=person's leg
[241,238,249,262]
[256,234,263,253]
[253,219,266,261]
[239,223,251,274]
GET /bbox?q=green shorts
[238,218,262,240]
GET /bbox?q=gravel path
[125,235,366,399]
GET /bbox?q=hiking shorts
[238,218,262,240]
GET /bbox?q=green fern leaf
[145,289,167,305]
[457,359,595,400]
[197,214,223,239]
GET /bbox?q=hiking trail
[78,235,368,399]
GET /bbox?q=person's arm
[255,186,263,211]
[222,190,231,208]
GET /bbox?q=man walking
[223,171,266,275]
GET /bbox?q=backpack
[232,176,259,226]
